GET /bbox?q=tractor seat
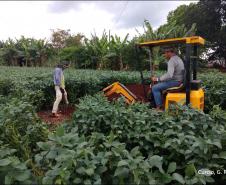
[162,83,184,95]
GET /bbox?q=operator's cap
[163,46,176,53]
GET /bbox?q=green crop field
[0,66,226,185]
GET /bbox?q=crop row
[0,93,226,184]
[0,67,225,112]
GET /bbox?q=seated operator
[151,46,185,110]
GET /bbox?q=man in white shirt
[151,47,185,110]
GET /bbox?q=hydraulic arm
[103,82,137,104]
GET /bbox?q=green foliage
[36,125,209,185]
[83,30,132,70]
[0,98,49,184]
[0,36,54,67]
[59,46,87,68]
[199,71,226,112]
[209,105,226,126]
[84,31,110,69]
[68,94,226,184]
[35,129,156,185]
[0,79,14,96]
[0,99,48,159]
[0,67,225,112]
[0,144,33,184]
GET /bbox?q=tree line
[0,0,225,70]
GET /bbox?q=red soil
[106,84,151,103]
[38,84,150,124]
[126,84,150,102]
[37,105,75,125]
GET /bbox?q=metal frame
[193,45,198,80]
[135,45,147,100]
[185,44,199,105]
[185,44,191,105]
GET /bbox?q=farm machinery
[103,36,205,111]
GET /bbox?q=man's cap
[162,46,176,53]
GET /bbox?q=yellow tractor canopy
[138,36,205,47]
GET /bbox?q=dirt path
[37,106,75,125]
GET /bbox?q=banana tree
[0,39,19,66]
[34,39,54,66]
[136,20,167,70]
[15,36,54,67]
[15,36,32,66]
[84,30,109,69]
[106,33,129,70]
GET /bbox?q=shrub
[0,99,48,159]
[70,94,226,184]
[199,71,226,112]
[0,99,49,184]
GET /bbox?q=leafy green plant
[0,143,33,184]
[0,98,49,184]
[71,94,226,184]
[199,71,226,112]
[35,127,192,185]
[0,79,14,96]
[0,99,48,159]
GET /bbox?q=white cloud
[0,1,195,41]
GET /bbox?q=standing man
[52,61,70,117]
[151,47,184,110]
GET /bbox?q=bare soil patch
[37,105,75,125]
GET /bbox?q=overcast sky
[0,1,195,41]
